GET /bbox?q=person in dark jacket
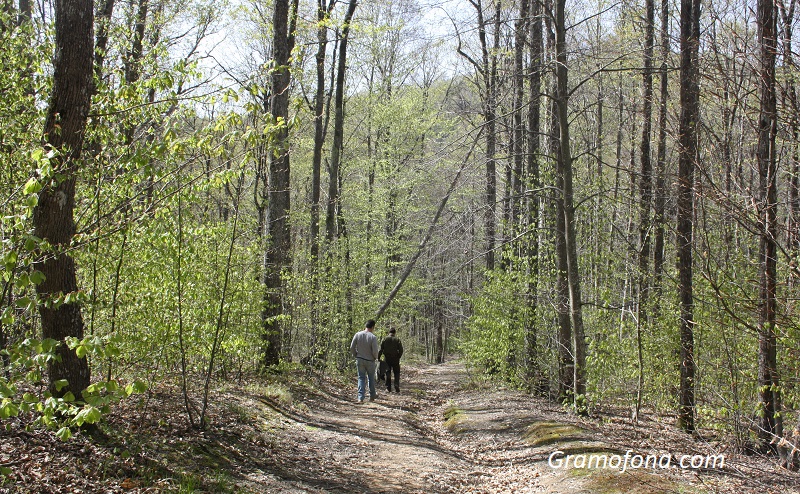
[379,328,404,393]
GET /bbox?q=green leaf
[85,382,103,394]
[1,307,14,325]
[0,400,19,419]
[14,272,29,288]
[74,405,102,426]
[0,382,15,398]
[0,466,12,476]
[53,379,69,392]
[29,270,45,285]
[23,236,40,252]
[74,345,87,358]
[23,177,42,195]
[56,426,72,441]
[62,391,75,403]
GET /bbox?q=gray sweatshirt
[350,329,379,360]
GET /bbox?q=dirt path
[219,360,799,494]
[4,359,799,493]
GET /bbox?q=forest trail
[5,359,798,493]
[222,361,788,494]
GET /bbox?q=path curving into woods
[3,359,798,492]
[225,360,786,494]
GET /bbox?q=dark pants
[385,358,400,391]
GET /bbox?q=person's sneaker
[369,395,377,402]
[395,387,400,392]
[386,388,392,393]
[357,398,364,403]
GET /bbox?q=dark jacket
[379,335,403,361]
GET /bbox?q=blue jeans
[356,358,377,401]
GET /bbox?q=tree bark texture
[525,0,544,391]
[782,0,800,254]
[756,0,782,448]
[554,0,586,403]
[262,0,294,367]
[635,0,656,420]
[676,0,700,432]
[638,0,654,325]
[33,0,94,398]
[326,0,357,243]
[511,0,529,232]
[550,77,572,398]
[653,0,668,309]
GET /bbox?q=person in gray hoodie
[350,319,379,402]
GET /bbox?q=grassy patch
[523,420,588,447]
[572,469,703,494]
[443,405,468,433]
[263,383,293,405]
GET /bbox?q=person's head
[365,319,376,331]
[388,328,396,335]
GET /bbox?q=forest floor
[2,360,800,493]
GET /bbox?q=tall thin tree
[756,0,782,449]
[652,0,669,310]
[555,0,586,406]
[326,0,358,243]
[676,0,700,432]
[525,0,544,391]
[635,0,656,420]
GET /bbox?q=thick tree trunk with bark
[33,0,94,399]
[756,0,782,449]
[262,0,295,367]
[676,0,700,432]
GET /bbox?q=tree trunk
[94,0,116,86]
[553,0,586,406]
[33,0,94,399]
[326,0,357,243]
[781,0,800,254]
[756,0,782,449]
[308,0,334,362]
[262,0,295,367]
[653,0,669,309]
[635,0,655,420]
[512,0,530,234]
[676,0,700,432]
[17,0,30,25]
[375,140,477,320]
[525,0,544,392]
[476,0,499,271]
